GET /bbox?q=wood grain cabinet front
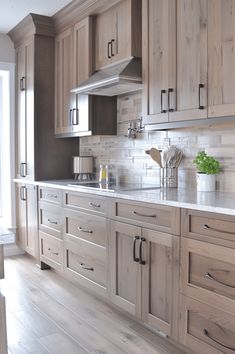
[64,191,107,216]
[38,187,62,206]
[38,202,62,239]
[180,295,235,354]
[110,221,179,339]
[95,0,141,70]
[39,231,63,271]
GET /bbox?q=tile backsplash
[79,92,235,192]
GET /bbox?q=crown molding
[8,13,55,48]
[53,0,121,34]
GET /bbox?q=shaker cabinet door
[110,221,142,318]
[169,0,208,122]
[208,0,235,118]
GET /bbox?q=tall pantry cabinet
[9,14,78,258]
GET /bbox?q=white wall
[0,33,15,63]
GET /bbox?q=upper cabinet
[142,0,207,127]
[208,0,235,118]
[95,0,142,70]
[9,14,78,181]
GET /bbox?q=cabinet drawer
[181,237,235,315]
[180,295,235,354]
[64,235,107,296]
[112,200,180,235]
[64,191,107,216]
[182,209,235,247]
[39,187,62,205]
[39,231,63,271]
[64,209,108,247]
[39,203,62,238]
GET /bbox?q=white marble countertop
[0,227,15,245]
[14,178,235,216]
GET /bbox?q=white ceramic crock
[196,173,216,192]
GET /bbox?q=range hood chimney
[71,58,142,96]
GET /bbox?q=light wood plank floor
[1,255,189,354]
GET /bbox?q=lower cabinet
[39,231,63,271]
[180,295,235,354]
[110,220,180,338]
[17,184,38,257]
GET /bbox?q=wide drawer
[64,235,107,295]
[64,209,108,247]
[64,191,107,216]
[180,295,235,354]
[112,200,180,235]
[39,231,63,271]
[39,203,62,238]
[181,237,235,315]
[182,209,235,247]
[38,187,62,205]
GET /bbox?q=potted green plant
[193,151,220,191]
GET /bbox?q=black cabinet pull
[111,39,115,56]
[79,262,94,271]
[161,89,167,113]
[88,202,101,208]
[47,219,58,225]
[203,223,235,235]
[168,88,175,112]
[204,272,235,288]
[198,83,204,109]
[107,41,111,59]
[133,236,140,262]
[20,76,26,91]
[70,109,73,125]
[203,329,235,351]
[139,237,146,265]
[133,210,156,218]
[48,248,59,256]
[78,227,93,234]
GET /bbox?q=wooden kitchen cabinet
[110,221,179,338]
[143,0,207,127]
[9,14,78,181]
[16,184,38,258]
[208,0,235,118]
[95,0,141,70]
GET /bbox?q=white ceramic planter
[196,173,216,192]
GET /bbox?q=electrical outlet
[164,138,170,146]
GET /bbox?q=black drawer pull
[168,88,175,112]
[79,262,94,271]
[133,236,140,262]
[139,237,146,265]
[107,41,111,59]
[203,224,235,235]
[160,89,167,113]
[199,83,205,109]
[78,227,93,234]
[111,39,115,56]
[89,202,101,208]
[47,219,58,225]
[133,210,156,218]
[47,248,59,256]
[203,329,235,351]
[204,272,235,289]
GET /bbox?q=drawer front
[180,295,235,354]
[64,235,107,290]
[39,203,62,238]
[182,209,235,246]
[181,238,235,315]
[64,209,107,247]
[39,231,63,271]
[64,191,107,216]
[113,200,180,235]
[39,187,62,205]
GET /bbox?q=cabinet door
[208,0,235,118]
[142,0,174,125]
[95,6,117,70]
[25,184,38,257]
[110,221,141,318]
[16,45,26,178]
[169,0,207,122]
[73,17,93,87]
[55,28,73,135]
[142,229,179,338]
[25,40,34,180]
[17,185,27,250]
